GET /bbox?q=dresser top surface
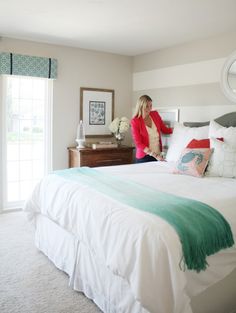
[68,146,134,152]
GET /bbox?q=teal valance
[0,52,57,79]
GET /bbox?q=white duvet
[24,162,236,313]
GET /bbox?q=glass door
[1,75,52,209]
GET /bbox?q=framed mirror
[221,50,236,102]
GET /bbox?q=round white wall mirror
[221,50,236,102]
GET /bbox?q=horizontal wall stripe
[176,105,236,123]
[132,82,234,108]
[133,58,226,91]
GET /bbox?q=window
[1,75,52,210]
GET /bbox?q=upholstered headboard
[183,112,236,128]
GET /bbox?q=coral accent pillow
[174,148,212,177]
[187,138,223,148]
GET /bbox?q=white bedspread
[24,162,236,313]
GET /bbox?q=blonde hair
[133,95,152,118]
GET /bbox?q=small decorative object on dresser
[68,146,134,167]
[109,117,130,146]
[92,142,118,149]
[75,120,86,149]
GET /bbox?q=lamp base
[76,139,85,149]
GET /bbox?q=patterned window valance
[0,52,57,79]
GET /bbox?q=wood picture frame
[80,87,115,137]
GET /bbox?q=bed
[24,112,236,313]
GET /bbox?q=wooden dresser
[68,146,134,168]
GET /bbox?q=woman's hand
[153,152,165,161]
[144,148,165,161]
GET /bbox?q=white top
[146,122,160,154]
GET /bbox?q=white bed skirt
[35,214,150,313]
[35,214,236,313]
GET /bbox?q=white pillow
[166,122,209,162]
[209,120,236,148]
[206,138,236,178]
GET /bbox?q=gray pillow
[183,121,209,128]
[183,111,236,128]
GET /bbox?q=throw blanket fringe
[55,167,234,272]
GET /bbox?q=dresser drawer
[68,146,134,168]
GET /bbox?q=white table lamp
[76,120,85,149]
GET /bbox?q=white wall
[0,37,133,169]
[132,31,236,120]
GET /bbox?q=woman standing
[131,95,172,163]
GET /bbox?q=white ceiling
[1,0,236,56]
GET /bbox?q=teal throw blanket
[54,167,234,272]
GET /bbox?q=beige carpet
[0,211,101,313]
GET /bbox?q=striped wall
[132,32,236,122]
[133,58,225,90]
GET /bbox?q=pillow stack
[168,120,236,178]
[206,121,236,178]
[166,123,209,162]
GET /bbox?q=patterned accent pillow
[206,138,236,178]
[174,148,212,177]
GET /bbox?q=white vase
[115,132,124,146]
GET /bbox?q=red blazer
[131,111,173,159]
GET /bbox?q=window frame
[1,75,53,210]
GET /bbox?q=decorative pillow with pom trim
[174,148,212,177]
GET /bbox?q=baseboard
[0,208,22,214]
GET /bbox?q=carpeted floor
[0,211,101,313]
